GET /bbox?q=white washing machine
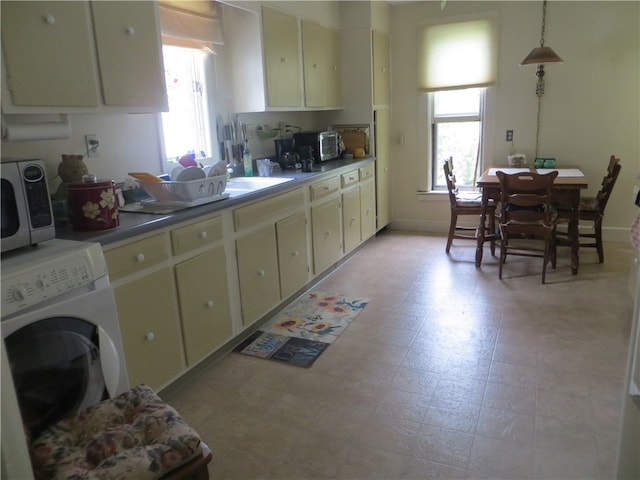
[1,239,129,478]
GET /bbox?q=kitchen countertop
[56,157,375,246]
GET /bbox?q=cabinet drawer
[359,163,375,181]
[104,233,168,280]
[171,216,223,256]
[233,188,303,231]
[341,169,359,188]
[310,176,339,200]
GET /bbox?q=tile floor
[162,230,635,479]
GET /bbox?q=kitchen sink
[225,176,295,193]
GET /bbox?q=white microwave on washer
[1,159,55,253]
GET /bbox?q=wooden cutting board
[341,131,367,153]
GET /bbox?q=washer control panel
[1,240,107,318]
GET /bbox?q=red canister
[67,179,119,231]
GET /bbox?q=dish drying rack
[140,174,228,205]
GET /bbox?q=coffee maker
[274,138,298,170]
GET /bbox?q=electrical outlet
[85,134,99,157]
[506,130,513,142]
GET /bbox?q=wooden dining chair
[496,170,559,284]
[557,155,621,263]
[444,158,496,254]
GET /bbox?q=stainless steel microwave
[293,131,339,163]
[1,159,55,253]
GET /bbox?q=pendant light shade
[520,46,563,65]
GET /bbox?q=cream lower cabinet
[105,233,184,390]
[342,188,361,254]
[111,268,184,390]
[175,246,232,366]
[374,109,391,229]
[360,166,377,240]
[276,212,309,299]
[311,198,342,274]
[236,224,281,326]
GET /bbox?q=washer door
[5,317,107,438]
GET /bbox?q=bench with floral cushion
[28,384,211,480]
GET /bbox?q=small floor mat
[234,291,369,367]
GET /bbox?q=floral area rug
[234,291,369,367]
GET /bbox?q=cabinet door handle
[206,300,214,308]
[126,27,135,35]
[313,63,319,68]
[257,270,265,277]
[325,230,332,237]
[135,253,145,263]
[280,57,287,62]
[45,14,56,25]
[350,217,356,226]
[199,231,208,239]
[292,250,299,257]
[145,332,155,341]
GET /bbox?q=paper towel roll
[2,121,72,141]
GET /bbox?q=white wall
[389,1,640,242]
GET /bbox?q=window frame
[430,88,486,191]
[157,46,218,174]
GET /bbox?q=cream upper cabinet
[276,212,309,300]
[223,4,341,112]
[175,246,232,366]
[372,30,390,106]
[1,0,167,113]
[90,1,166,108]
[302,20,342,108]
[261,6,302,108]
[1,2,98,107]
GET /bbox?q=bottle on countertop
[243,139,253,177]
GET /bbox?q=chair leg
[446,212,457,253]
[498,235,506,280]
[594,218,604,263]
[488,210,496,256]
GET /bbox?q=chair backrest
[496,170,559,228]
[595,155,621,214]
[443,157,457,207]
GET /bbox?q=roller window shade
[159,1,223,53]
[418,17,498,91]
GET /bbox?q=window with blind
[157,1,223,170]
[418,15,497,190]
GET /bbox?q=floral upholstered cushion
[30,384,203,480]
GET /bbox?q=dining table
[475,166,589,275]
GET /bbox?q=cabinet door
[175,247,232,366]
[262,7,301,108]
[374,109,392,228]
[327,30,342,108]
[342,188,361,254]
[1,1,99,106]
[311,197,341,273]
[276,212,309,299]
[302,21,341,108]
[372,31,390,106]
[360,180,376,241]
[113,268,183,390]
[236,224,281,325]
[91,1,167,108]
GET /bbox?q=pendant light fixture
[520,0,563,158]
